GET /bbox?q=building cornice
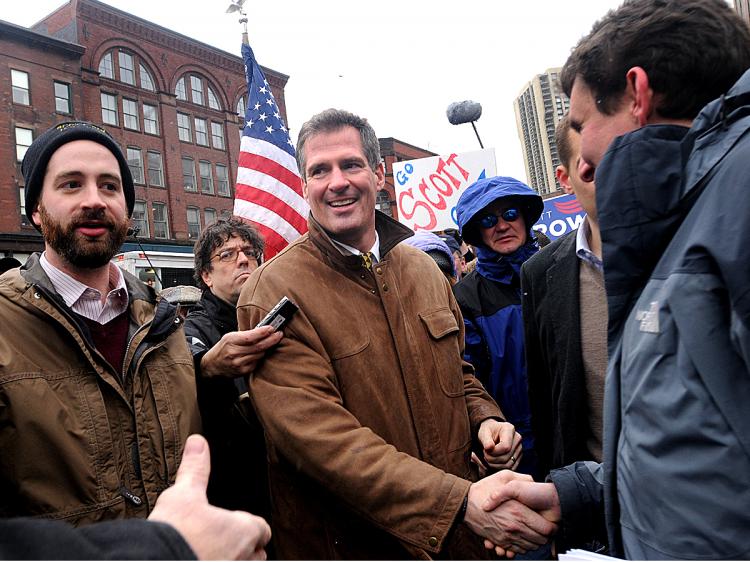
[0,19,85,56]
[78,0,288,86]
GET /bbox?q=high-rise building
[735,0,750,24]
[513,68,569,197]
[0,0,290,270]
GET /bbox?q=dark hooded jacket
[550,70,750,559]
[453,176,543,475]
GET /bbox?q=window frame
[127,146,145,185]
[152,202,169,238]
[147,150,164,187]
[11,69,30,105]
[194,117,209,146]
[211,121,226,150]
[177,112,192,143]
[143,103,159,135]
[199,160,214,194]
[15,127,33,162]
[101,92,119,126]
[190,75,204,106]
[204,207,217,226]
[53,81,71,114]
[118,51,135,85]
[122,98,140,131]
[132,200,150,237]
[216,163,231,197]
[186,205,201,239]
[182,157,197,192]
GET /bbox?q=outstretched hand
[200,326,283,378]
[148,434,271,560]
[477,419,523,471]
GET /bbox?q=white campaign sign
[393,148,496,232]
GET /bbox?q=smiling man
[0,121,201,524]
[235,109,557,559]
[454,176,544,477]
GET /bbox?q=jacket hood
[403,231,456,277]
[456,176,544,247]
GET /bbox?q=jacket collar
[307,210,414,270]
[475,241,538,284]
[198,289,238,333]
[596,124,690,343]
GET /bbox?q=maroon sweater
[80,312,130,374]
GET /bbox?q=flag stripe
[239,151,303,195]
[240,136,299,175]
[235,165,308,216]
[233,198,303,243]
[235,184,308,234]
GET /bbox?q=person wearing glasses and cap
[184,218,282,524]
[454,176,544,477]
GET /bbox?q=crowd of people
[1,0,750,559]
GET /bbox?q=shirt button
[428,536,438,547]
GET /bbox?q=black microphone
[127,225,141,237]
[446,100,482,125]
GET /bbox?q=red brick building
[1,0,290,263]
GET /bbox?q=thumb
[478,424,497,451]
[175,434,211,494]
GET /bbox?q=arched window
[175,72,223,110]
[98,48,157,92]
[236,96,247,119]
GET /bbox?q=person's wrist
[457,493,469,522]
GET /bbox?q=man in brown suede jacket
[238,109,557,559]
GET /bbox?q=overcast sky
[3,0,734,183]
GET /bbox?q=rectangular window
[98,52,114,79]
[127,147,144,184]
[187,206,201,239]
[199,160,214,194]
[153,202,169,238]
[216,163,230,197]
[19,187,26,219]
[190,75,204,105]
[11,69,30,105]
[54,81,71,114]
[132,200,150,237]
[194,117,208,146]
[123,98,139,130]
[147,151,164,187]
[143,103,159,135]
[15,127,33,162]
[177,112,192,142]
[118,51,135,85]
[101,92,118,125]
[182,157,196,192]
[211,122,225,150]
[204,208,217,226]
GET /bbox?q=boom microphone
[446,100,482,125]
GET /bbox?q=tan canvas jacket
[0,254,200,525]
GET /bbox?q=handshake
[468,420,561,558]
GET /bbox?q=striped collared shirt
[40,252,129,324]
[575,217,604,272]
[331,231,382,263]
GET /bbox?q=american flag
[234,43,308,259]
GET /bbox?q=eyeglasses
[477,208,521,229]
[210,246,262,263]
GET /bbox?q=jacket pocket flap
[420,308,459,339]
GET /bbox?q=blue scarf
[476,240,538,284]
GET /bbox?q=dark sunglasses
[477,208,521,229]
[211,246,262,263]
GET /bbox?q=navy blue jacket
[551,70,750,559]
[454,177,543,474]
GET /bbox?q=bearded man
[0,121,201,525]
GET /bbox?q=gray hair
[296,108,381,180]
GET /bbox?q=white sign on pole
[393,148,496,232]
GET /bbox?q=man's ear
[556,165,574,195]
[626,66,655,127]
[302,180,309,201]
[375,162,385,189]
[31,207,41,227]
[200,269,213,290]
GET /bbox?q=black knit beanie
[21,121,135,229]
